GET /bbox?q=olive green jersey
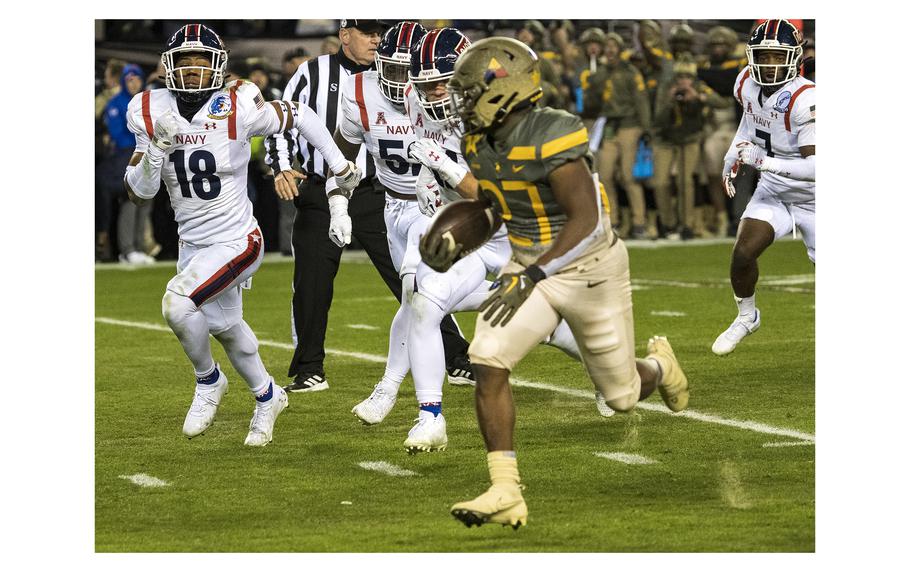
[463,106,608,266]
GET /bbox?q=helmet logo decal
[484,58,509,83]
[207,93,234,120]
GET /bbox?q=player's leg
[451,269,560,529]
[403,254,490,452]
[351,190,471,378]
[793,201,816,265]
[163,228,266,438]
[206,285,288,447]
[286,179,342,391]
[712,190,789,355]
[351,273,414,425]
[549,237,688,412]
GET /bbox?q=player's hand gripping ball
[419,200,502,272]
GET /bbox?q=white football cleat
[404,411,448,454]
[244,384,289,447]
[712,309,761,356]
[595,391,616,417]
[352,382,398,425]
[183,367,229,438]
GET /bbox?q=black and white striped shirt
[265,49,376,181]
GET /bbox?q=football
[424,199,503,260]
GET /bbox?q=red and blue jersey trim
[189,228,262,307]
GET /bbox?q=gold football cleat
[647,336,690,412]
[451,485,528,530]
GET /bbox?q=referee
[265,19,472,393]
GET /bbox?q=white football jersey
[403,85,469,204]
[733,67,815,201]
[127,80,283,245]
[338,71,421,195]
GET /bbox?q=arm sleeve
[338,85,366,145]
[294,103,348,175]
[125,93,150,152]
[792,90,816,147]
[760,154,815,182]
[722,113,752,176]
[264,68,306,174]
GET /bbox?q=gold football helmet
[447,37,543,134]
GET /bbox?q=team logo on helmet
[206,93,234,119]
[483,58,510,83]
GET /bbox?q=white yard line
[593,452,657,465]
[119,473,171,488]
[762,440,815,448]
[650,311,687,317]
[96,317,815,443]
[357,461,419,477]
[346,324,380,330]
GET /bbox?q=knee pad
[410,292,445,328]
[413,271,452,312]
[213,322,258,356]
[161,290,196,327]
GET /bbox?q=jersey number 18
[169,149,222,200]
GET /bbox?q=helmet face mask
[376,21,426,105]
[746,19,803,87]
[162,25,228,100]
[447,37,543,135]
[410,28,471,125]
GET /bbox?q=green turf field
[95,239,814,552]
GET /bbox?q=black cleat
[446,355,474,386]
[284,372,328,393]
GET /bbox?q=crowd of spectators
[94,19,815,262]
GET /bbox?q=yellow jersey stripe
[541,128,589,159]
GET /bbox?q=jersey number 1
[170,149,222,200]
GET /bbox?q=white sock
[409,292,447,404]
[212,320,270,395]
[735,295,756,317]
[544,320,581,361]
[162,291,215,377]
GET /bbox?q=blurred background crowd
[95,19,815,263]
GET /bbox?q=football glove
[408,139,467,188]
[328,194,352,247]
[722,160,739,198]
[151,111,181,152]
[334,161,363,192]
[415,165,443,217]
[419,229,463,273]
[480,266,546,327]
[736,141,766,170]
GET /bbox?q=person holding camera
[651,56,725,239]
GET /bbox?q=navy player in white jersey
[123,24,361,445]
[712,19,815,355]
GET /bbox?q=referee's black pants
[288,177,470,379]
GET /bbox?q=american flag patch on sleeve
[809,105,815,119]
[254,93,265,109]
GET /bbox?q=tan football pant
[652,141,700,229]
[598,126,646,227]
[469,237,641,411]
